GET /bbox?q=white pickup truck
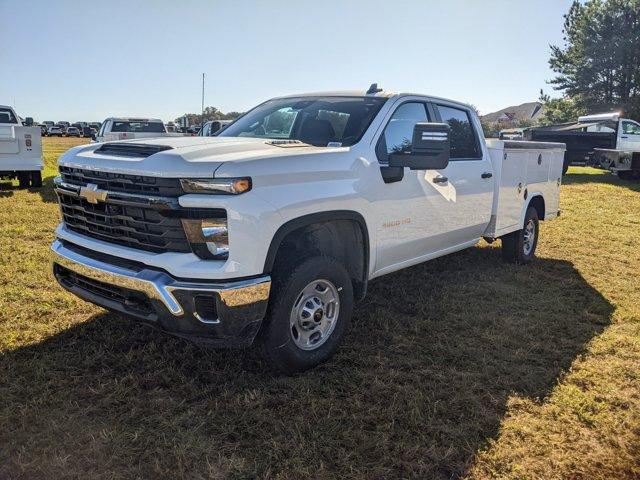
[51,88,565,373]
[0,105,43,188]
[95,117,185,142]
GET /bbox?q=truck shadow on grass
[564,168,640,190]
[0,247,613,479]
[35,174,58,203]
[0,181,15,197]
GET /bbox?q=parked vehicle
[95,117,183,142]
[40,124,49,136]
[57,121,70,128]
[499,128,524,140]
[72,122,88,135]
[65,126,81,137]
[523,112,640,177]
[55,123,68,135]
[48,125,64,137]
[81,126,94,137]
[43,121,54,129]
[88,122,102,131]
[51,87,565,373]
[199,120,232,136]
[0,105,43,188]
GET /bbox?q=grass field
[1,137,639,479]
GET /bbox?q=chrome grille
[57,190,191,253]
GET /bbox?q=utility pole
[201,73,205,119]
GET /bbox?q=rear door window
[435,105,480,159]
[0,108,18,124]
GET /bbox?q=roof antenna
[366,83,383,94]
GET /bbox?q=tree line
[173,106,243,126]
[541,0,640,124]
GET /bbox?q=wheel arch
[524,194,546,223]
[263,210,370,301]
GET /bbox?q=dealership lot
[0,137,638,478]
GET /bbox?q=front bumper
[51,239,271,347]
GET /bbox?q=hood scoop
[264,139,312,148]
[94,143,173,158]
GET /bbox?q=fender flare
[262,210,370,280]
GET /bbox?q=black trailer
[523,120,618,175]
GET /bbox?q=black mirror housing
[389,122,450,170]
[24,117,34,126]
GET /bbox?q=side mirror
[24,117,34,126]
[389,122,450,170]
[91,133,96,140]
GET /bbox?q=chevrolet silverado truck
[95,117,186,142]
[0,105,43,188]
[51,87,565,373]
[524,112,640,179]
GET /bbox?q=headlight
[181,177,251,195]
[182,218,229,260]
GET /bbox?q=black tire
[501,206,539,264]
[561,153,570,176]
[260,256,354,374]
[17,172,30,189]
[31,170,42,188]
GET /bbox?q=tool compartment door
[0,126,19,154]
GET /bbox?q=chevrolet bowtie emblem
[79,183,108,204]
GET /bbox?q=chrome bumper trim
[51,239,271,319]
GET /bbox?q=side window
[436,105,480,159]
[378,102,429,161]
[201,122,212,136]
[622,121,640,135]
[98,121,109,137]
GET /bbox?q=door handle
[433,175,448,184]
[621,135,628,139]
[481,172,493,179]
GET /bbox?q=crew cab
[51,87,565,373]
[524,112,640,178]
[0,105,43,188]
[95,117,184,142]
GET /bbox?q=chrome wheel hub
[290,279,340,351]
[523,219,536,255]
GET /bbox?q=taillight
[26,139,32,147]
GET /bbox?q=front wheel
[501,206,539,264]
[259,256,354,374]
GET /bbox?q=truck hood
[58,136,348,177]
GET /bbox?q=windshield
[0,108,18,124]
[218,96,387,146]
[111,121,165,133]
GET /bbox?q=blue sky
[0,0,573,123]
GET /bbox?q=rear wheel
[561,153,570,175]
[501,206,539,264]
[30,170,42,188]
[17,172,30,189]
[260,256,354,374]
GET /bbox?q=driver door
[372,101,460,272]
